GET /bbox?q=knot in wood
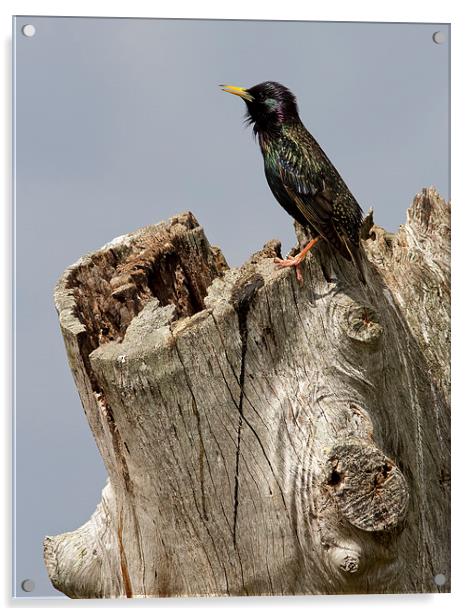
[324,442,409,532]
[340,303,383,345]
[329,546,361,574]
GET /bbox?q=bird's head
[221,81,299,133]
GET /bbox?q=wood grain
[44,188,450,597]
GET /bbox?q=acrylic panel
[13,16,450,598]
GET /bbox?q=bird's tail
[343,237,368,286]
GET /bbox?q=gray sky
[14,16,449,597]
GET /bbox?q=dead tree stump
[43,187,450,597]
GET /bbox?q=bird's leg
[274,237,321,283]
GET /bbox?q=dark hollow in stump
[43,188,450,598]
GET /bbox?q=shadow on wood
[43,188,450,597]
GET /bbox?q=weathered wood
[43,188,450,597]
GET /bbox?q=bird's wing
[276,137,357,260]
[276,141,334,232]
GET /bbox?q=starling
[221,81,366,284]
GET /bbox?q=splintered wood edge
[53,211,227,346]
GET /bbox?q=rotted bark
[44,188,450,597]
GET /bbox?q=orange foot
[274,237,320,284]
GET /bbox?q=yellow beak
[220,84,254,102]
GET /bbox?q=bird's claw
[274,256,304,284]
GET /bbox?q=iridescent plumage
[222,81,366,284]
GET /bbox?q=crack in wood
[192,398,209,522]
[117,514,133,598]
[230,273,265,546]
[172,340,209,523]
